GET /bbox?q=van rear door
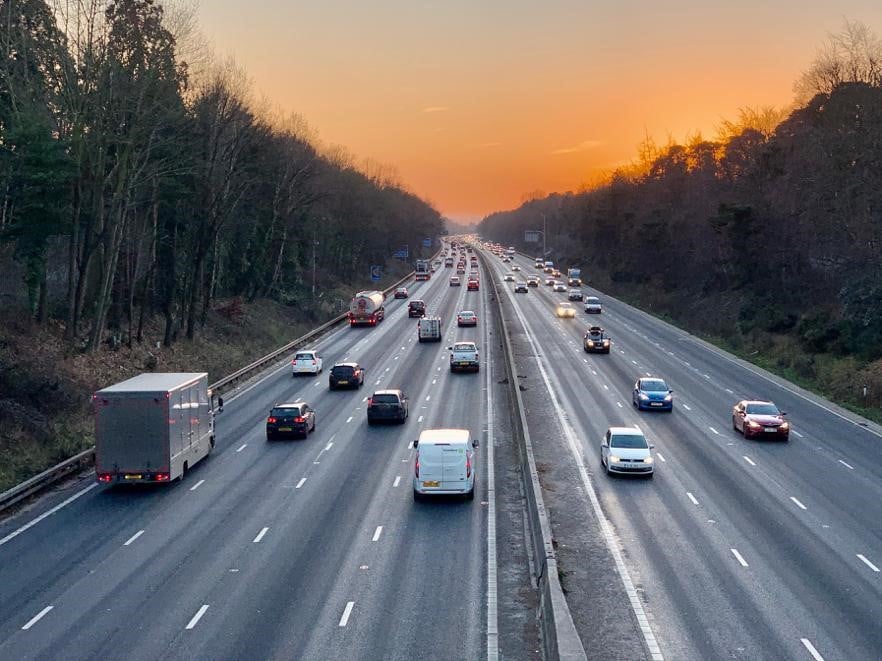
[418,444,444,489]
[441,446,468,490]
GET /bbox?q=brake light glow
[97,472,112,483]
[466,452,472,478]
[267,417,277,423]
[415,451,420,478]
[367,397,373,406]
[294,416,305,423]
[155,472,170,482]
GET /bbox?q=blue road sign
[422,237,432,248]
[370,265,382,281]
[393,245,409,259]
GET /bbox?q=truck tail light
[267,416,277,423]
[155,472,170,482]
[97,472,113,483]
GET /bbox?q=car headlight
[748,420,762,428]
[638,393,649,400]
[664,394,672,402]
[587,341,594,347]
[779,422,789,430]
[602,340,609,346]
[644,456,654,464]
[608,455,621,464]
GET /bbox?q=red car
[467,278,479,291]
[732,400,790,440]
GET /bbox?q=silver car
[600,427,655,477]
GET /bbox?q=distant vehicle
[503,273,515,282]
[583,326,611,353]
[534,260,544,269]
[514,282,528,293]
[732,400,790,440]
[600,427,655,478]
[512,265,521,271]
[413,428,479,501]
[349,291,385,326]
[456,266,466,275]
[457,310,478,327]
[527,277,540,287]
[292,350,323,375]
[94,372,215,485]
[394,287,409,299]
[633,377,673,411]
[555,302,576,318]
[552,269,562,278]
[545,277,556,286]
[449,275,461,286]
[367,389,409,424]
[567,267,582,287]
[408,299,426,317]
[506,246,516,256]
[543,266,554,274]
[502,257,511,263]
[418,316,443,342]
[467,278,479,291]
[444,257,454,267]
[553,282,567,292]
[415,259,431,281]
[544,261,554,271]
[568,289,583,301]
[449,341,480,372]
[584,296,602,313]
[266,400,316,440]
[329,363,365,390]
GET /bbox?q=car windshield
[372,394,400,404]
[587,297,600,303]
[459,311,475,317]
[641,380,668,392]
[746,403,780,415]
[610,433,648,449]
[558,303,572,308]
[294,353,313,360]
[454,343,475,351]
[331,366,354,375]
[272,407,301,417]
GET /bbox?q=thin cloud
[422,106,449,113]
[551,139,603,155]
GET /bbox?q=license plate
[764,427,778,432]
[651,402,663,407]
[124,474,142,480]
[422,480,440,488]
[337,380,348,385]
[279,427,292,432]
[458,361,469,366]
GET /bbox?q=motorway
[0,258,538,660]
[487,249,882,660]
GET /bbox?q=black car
[366,389,409,424]
[329,363,365,390]
[408,299,427,317]
[266,402,316,439]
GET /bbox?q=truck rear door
[96,397,169,475]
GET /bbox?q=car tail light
[267,416,277,423]
[367,397,373,406]
[291,359,296,365]
[97,472,112,483]
[415,451,420,478]
[155,472,170,482]
[466,452,472,478]
[294,416,305,423]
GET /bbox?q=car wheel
[266,433,274,441]
[413,490,423,502]
[329,384,335,391]
[465,486,475,501]
[646,471,654,480]
[742,425,750,438]
[732,416,738,431]
[367,417,375,426]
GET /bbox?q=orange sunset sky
[196,1,882,222]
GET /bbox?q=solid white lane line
[656,453,666,462]
[393,476,401,488]
[236,443,247,452]
[338,601,355,627]
[21,606,53,630]
[800,638,825,661]
[186,605,209,630]
[686,492,699,505]
[0,483,98,548]
[857,554,880,572]
[743,456,756,466]
[485,300,499,661]
[730,548,749,567]
[838,459,854,470]
[372,526,383,542]
[418,415,424,423]
[124,530,145,546]
[253,527,269,543]
[346,416,353,423]
[792,430,804,438]
[790,496,807,510]
[708,427,719,435]
[682,404,691,411]
[617,402,623,408]
[189,479,205,492]
[295,478,307,489]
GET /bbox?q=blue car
[632,377,673,411]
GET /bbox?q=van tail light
[415,451,420,478]
[97,472,113,483]
[466,453,472,478]
[267,417,277,423]
[294,416,305,423]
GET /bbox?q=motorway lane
[0,261,524,660]
[491,250,881,660]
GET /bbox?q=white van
[417,317,442,342]
[413,428,479,500]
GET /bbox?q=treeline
[479,22,882,411]
[0,0,443,351]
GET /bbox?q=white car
[413,428,479,500]
[512,265,521,271]
[449,276,461,286]
[600,427,655,477]
[552,282,567,293]
[584,296,602,313]
[457,310,478,327]
[555,302,576,318]
[292,350,323,376]
[503,274,515,282]
[449,341,479,372]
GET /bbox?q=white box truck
[93,373,215,484]
[415,259,431,281]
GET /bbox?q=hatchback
[633,377,673,411]
[601,427,655,477]
[329,363,365,390]
[292,350,323,376]
[266,402,316,439]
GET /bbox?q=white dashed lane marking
[22,606,53,631]
[124,530,145,546]
[743,456,756,466]
[339,601,355,627]
[686,492,699,505]
[838,459,854,470]
[790,497,808,511]
[186,605,209,630]
[730,548,749,568]
[857,554,880,572]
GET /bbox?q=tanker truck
[349,290,386,326]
